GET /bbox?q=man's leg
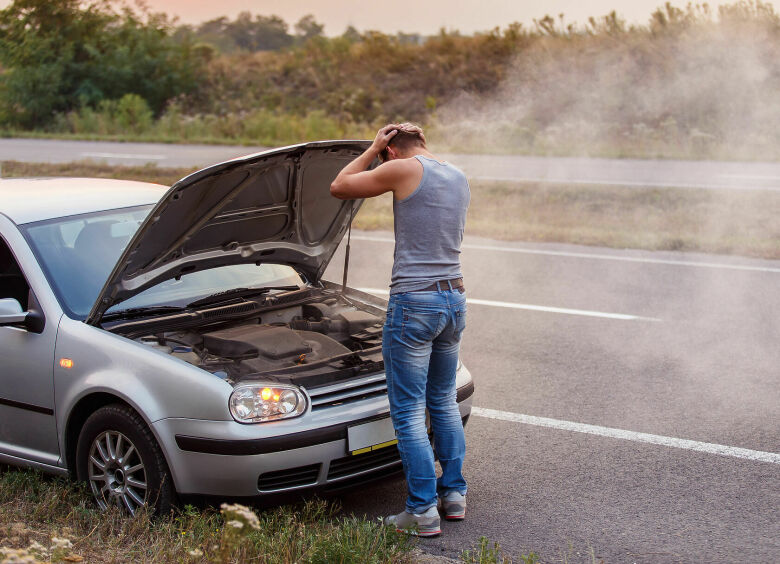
[427,298,467,500]
[383,294,445,515]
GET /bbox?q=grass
[0,467,554,564]
[0,107,375,150]
[2,128,778,162]
[460,536,540,564]
[0,129,271,147]
[3,160,778,260]
[356,180,780,260]
[459,536,606,564]
[0,160,198,187]
[0,466,414,563]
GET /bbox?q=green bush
[43,103,372,146]
[2,1,779,159]
[0,0,202,128]
[116,94,154,133]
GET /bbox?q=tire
[76,404,175,515]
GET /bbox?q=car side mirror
[0,297,26,323]
[0,297,45,334]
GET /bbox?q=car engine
[132,293,385,386]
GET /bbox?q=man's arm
[330,160,412,200]
[330,124,405,200]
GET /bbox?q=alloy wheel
[87,430,147,515]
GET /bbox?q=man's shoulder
[377,157,424,197]
[384,156,422,167]
[377,156,423,176]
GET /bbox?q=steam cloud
[434,8,780,160]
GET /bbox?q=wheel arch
[64,392,171,483]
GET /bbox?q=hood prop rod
[341,202,354,294]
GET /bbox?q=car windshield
[23,206,303,320]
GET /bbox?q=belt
[411,278,465,292]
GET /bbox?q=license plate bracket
[347,417,397,455]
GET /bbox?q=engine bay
[132,291,385,386]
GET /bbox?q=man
[331,123,470,537]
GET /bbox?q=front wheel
[76,404,174,515]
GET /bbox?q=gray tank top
[389,155,470,294]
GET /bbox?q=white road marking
[350,235,780,274]
[356,287,659,321]
[471,406,780,465]
[720,173,780,181]
[467,175,780,191]
[80,152,166,160]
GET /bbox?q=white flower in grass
[226,520,244,530]
[50,538,73,550]
[0,547,40,564]
[24,542,47,559]
[220,503,261,531]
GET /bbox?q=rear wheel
[76,404,174,515]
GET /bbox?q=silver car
[0,141,474,514]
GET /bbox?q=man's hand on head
[330,121,424,200]
[370,124,399,154]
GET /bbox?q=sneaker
[438,491,466,520]
[384,505,441,537]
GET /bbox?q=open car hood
[86,140,372,326]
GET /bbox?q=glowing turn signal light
[260,387,273,401]
[59,358,74,369]
[272,394,280,402]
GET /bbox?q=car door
[0,231,60,466]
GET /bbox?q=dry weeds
[356,180,780,259]
[3,161,778,259]
[0,467,413,563]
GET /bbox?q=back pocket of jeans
[400,308,442,346]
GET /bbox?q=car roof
[0,177,167,224]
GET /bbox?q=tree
[189,12,293,53]
[0,0,201,127]
[252,14,294,50]
[342,25,362,43]
[294,14,324,41]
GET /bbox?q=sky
[137,0,768,34]
[2,0,770,35]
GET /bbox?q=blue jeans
[383,286,468,513]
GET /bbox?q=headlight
[229,383,307,423]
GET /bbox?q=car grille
[327,444,401,481]
[307,374,388,410]
[257,463,321,491]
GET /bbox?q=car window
[0,236,30,310]
[23,208,148,317]
[22,207,303,320]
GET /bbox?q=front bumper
[154,381,474,497]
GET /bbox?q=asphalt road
[4,138,779,560]
[323,231,780,563]
[2,137,780,190]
